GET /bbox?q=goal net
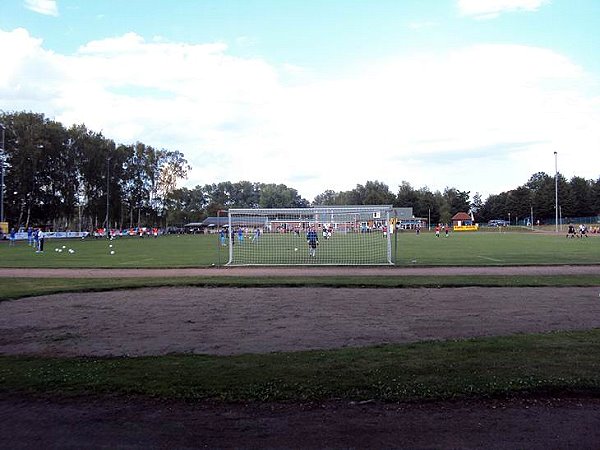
[226,206,393,266]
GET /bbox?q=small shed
[451,212,473,227]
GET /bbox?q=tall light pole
[106,156,111,237]
[554,151,558,233]
[0,124,4,224]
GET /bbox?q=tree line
[478,172,600,224]
[1,111,598,230]
[0,112,189,231]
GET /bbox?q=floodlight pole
[106,156,111,238]
[554,151,558,233]
[0,124,5,223]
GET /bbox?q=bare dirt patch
[1,286,600,356]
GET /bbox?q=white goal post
[226,206,394,266]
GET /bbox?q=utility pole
[106,156,111,238]
[554,151,558,233]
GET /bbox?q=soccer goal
[226,206,394,265]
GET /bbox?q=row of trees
[478,172,600,224]
[0,112,189,230]
[170,176,600,227]
[165,180,472,226]
[1,111,599,230]
[165,181,309,226]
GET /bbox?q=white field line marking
[477,255,505,262]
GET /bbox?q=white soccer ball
[54,248,59,252]
[58,249,62,253]
[68,249,75,254]
[294,248,298,252]
[110,250,115,255]
[109,244,113,248]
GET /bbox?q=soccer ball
[109,244,113,248]
[68,249,75,254]
[294,248,298,252]
[110,250,115,255]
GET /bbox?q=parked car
[487,219,509,227]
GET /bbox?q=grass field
[1,229,599,268]
[1,229,599,405]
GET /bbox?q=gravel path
[1,264,599,278]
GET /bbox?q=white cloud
[457,0,548,19]
[0,27,598,202]
[24,0,58,17]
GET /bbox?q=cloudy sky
[1,0,599,201]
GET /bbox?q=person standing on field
[36,228,45,253]
[307,227,318,257]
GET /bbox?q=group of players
[566,223,591,238]
[7,227,46,252]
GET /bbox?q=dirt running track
[1,264,600,278]
[2,265,600,449]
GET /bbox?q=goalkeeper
[306,227,319,257]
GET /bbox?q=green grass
[2,329,600,402]
[1,275,600,301]
[0,234,227,268]
[1,231,599,268]
[397,230,600,265]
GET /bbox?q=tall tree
[313,189,339,206]
[258,183,308,208]
[470,192,483,217]
[568,176,593,217]
[443,188,470,215]
[396,181,419,207]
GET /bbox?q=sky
[1,0,599,202]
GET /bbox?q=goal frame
[226,206,394,266]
